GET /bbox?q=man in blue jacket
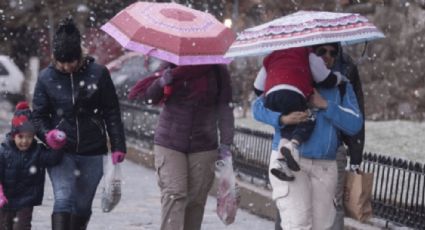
[252,51,363,229]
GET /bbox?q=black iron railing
[362,153,425,229]
[120,102,424,229]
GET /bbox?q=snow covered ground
[236,116,425,163]
[363,120,425,163]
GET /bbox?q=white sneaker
[270,158,295,181]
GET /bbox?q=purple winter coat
[143,65,234,154]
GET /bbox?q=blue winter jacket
[252,98,281,151]
[252,83,362,160]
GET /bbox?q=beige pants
[154,145,217,230]
[331,146,348,230]
[270,140,338,230]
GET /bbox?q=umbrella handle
[355,42,369,65]
[361,41,368,57]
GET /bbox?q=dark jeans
[48,153,103,217]
[265,89,315,143]
[0,207,33,230]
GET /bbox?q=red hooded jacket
[263,47,313,97]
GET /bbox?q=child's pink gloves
[0,184,8,208]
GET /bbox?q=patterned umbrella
[225,10,385,58]
[101,2,235,65]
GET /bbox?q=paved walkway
[0,103,274,229]
[31,160,274,229]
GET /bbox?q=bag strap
[338,82,347,101]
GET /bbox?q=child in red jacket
[261,45,345,181]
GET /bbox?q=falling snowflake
[29,166,37,174]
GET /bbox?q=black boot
[51,212,71,230]
[70,214,91,230]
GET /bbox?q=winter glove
[158,68,173,87]
[0,184,8,208]
[112,151,126,165]
[218,144,232,160]
[350,164,361,173]
[309,53,331,83]
[46,129,67,150]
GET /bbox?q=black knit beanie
[11,101,35,136]
[53,17,82,62]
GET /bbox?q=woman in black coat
[32,18,126,230]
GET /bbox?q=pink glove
[112,151,125,165]
[46,129,67,150]
[218,144,232,160]
[0,184,8,208]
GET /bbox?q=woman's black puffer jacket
[32,57,126,155]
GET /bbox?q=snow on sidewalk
[31,160,274,230]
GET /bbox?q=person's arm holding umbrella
[143,63,174,105]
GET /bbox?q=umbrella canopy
[101,2,235,65]
[225,10,385,58]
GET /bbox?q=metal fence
[120,101,425,229]
[362,153,425,229]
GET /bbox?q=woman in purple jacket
[130,63,234,230]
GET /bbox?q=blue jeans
[48,153,104,216]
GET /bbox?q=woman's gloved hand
[218,144,232,159]
[112,151,126,165]
[46,129,67,150]
[158,68,173,87]
[350,164,361,174]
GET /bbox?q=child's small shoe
[280,142,300,171]
[270,159,295,181]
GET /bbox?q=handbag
[101,154,122,212]
[343,170,374,222]
[215,155,239,225]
